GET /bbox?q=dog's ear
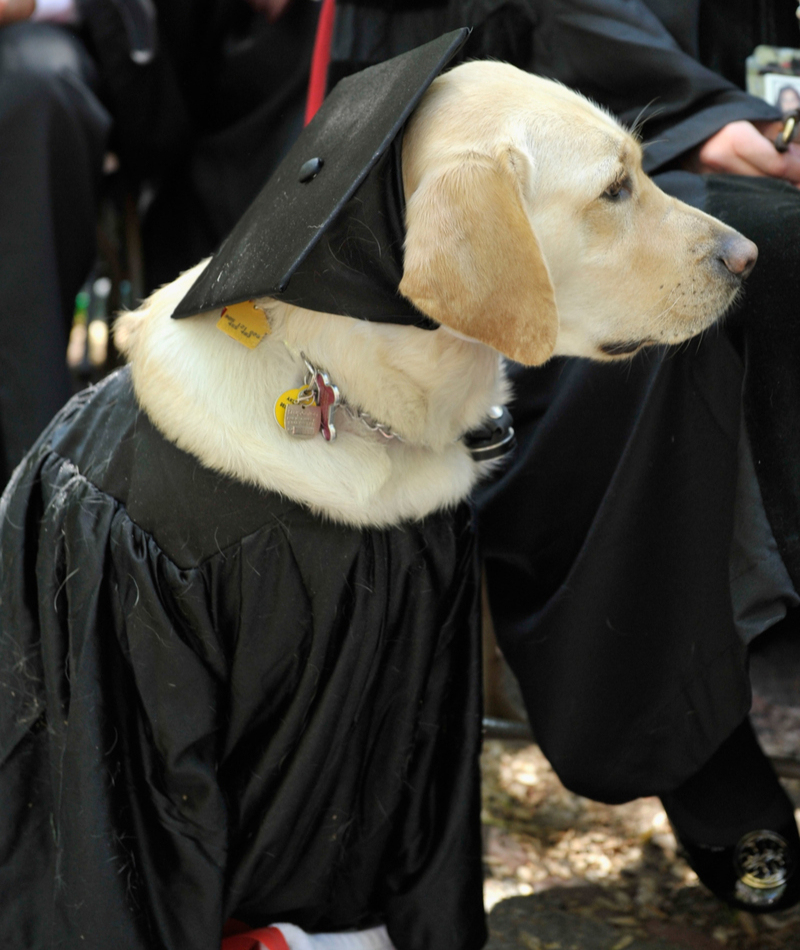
[399,149,558,365]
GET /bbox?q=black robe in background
[458,0,788,172]
[470,0,800,802]
[0,369,485,950]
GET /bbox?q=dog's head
[399,62,757,365]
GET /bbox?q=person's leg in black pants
[658,175,800,912]
[0,21,109,486]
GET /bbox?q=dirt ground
[481,694,800,950]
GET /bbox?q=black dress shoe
[735,828,796,907]
[661,719,800,913]
[673,823,799,912]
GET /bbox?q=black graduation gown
[503,0,784,171]
[471,0,800,802]
[0,368,486,950]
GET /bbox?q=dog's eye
[602,176,631,201]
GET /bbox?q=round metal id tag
[274,387,321,439]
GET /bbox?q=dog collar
[274,354,403,443]
[274,354,516,462]
[463,405,517,462]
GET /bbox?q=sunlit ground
[481,739,800,949]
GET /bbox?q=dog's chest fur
[116,261,509,529]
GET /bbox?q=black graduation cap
[172,28,471,328]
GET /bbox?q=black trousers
[0,22,109,485]
[477,173,800,804]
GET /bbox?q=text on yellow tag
[216,300,271,349]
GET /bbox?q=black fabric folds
[474,0,781,173]
[707,175,800,592]
[0,369,486,950]
[477,331,750,803]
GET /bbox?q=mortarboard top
[172,28,471,327]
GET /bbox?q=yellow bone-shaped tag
[216,300,271,349]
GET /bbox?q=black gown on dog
[0,369,485,950]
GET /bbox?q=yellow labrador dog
[117,61,755,528]
[0,52,757,950]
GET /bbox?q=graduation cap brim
[172,28,470,326]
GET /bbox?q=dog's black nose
[719,234,758,280]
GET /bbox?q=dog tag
[283,403,322,439]
[313,371,340,442]
[216,300,271,348]
[275,386,321,439]
[275,386,314,429]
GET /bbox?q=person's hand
[0,0,35,25]
[684,119,800,185]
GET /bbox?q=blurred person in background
[0,0,320,486]
[471,0,800,915]
[0,0,108,485]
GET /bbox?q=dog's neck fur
[116,262,509,529]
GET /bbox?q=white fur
[116,262,508,529]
